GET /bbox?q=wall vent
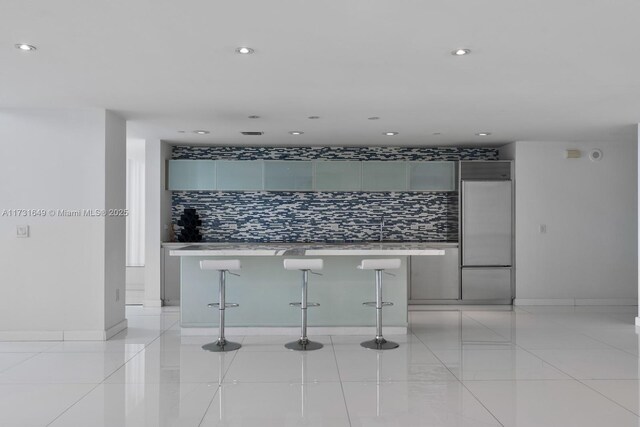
[241,131,264,136]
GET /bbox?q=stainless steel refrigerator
[460,161,513,303]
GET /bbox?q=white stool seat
[200,260,241,271]
[358,259,401,270]
[284,259,323,271]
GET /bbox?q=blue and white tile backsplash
[171,146,498,242]
[172,145,499,161]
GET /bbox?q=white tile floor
[1,305,640,426]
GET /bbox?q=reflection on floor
[0,305,639,426]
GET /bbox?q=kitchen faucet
[379,217,385,242]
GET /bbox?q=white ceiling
[2,0,640,146]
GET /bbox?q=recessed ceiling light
[383,132,399,136]
[15,43,36,51]
[289,131,304,135]
[368,117,380,120]
[236,47,254,54]
[248,115,260,119]
[475,132,491,136]
[193,130,210,135]
[452,48,471,56]
[308,116,320,119]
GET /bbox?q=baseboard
[575,298,637,306]
[63,330,108,341]
[514,299,574,306]
[0,319,128,342]
[515,298,637,306]
[0,331,63,341]
[143,299,163,308]
[64,319,129,341]
[180,326,408,336]
[105,319,128,340]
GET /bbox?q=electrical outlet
[16,225,29,238]
[116,289,120,302]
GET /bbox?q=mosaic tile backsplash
[172,145,499,161]
[171,146,499,243]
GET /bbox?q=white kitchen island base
[170,243,444,334]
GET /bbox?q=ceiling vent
[241,131,264,136]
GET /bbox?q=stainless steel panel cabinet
[163,248,181,306]
[462,181,512,266]
[410,248,460,300]
[461,268,512,301]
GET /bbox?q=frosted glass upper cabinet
[167,160,216,190]
[361,161,408,191]
[216,160,264,190]
[264,161,313,190]
[409,161,457,191]
[314,161,361,191]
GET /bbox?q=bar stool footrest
[362,301,394,307]
[207,303,240,308]
[289,302,320,307]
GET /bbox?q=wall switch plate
[539,224,547,234]
[16,225,29,238]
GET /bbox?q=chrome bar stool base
[361,338,399,350]
[200,260,242,353]
[358,259,402,351]
[285,339,323,351]
[203,340,242,353]
[283,259,324,352]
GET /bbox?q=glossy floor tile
[432,348,570,380]
[223,348,340,383]
[464,380,640,427]
[529,348,640,379]
[105,348,237,384]
[200,382,350,426]
[0,383,96,427]
[333,336,457,382]
[342,381,501,426]
[1,305,640,426]
[0,352,130,384]
[582,379,640,415]
[0,353,37,373]
[50,382,218,427]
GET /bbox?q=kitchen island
[170,242,444,334]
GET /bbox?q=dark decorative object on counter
[177,208,203,242]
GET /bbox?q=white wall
[104,111,127,330]
[0,108,127,340]
[144,140,171,307]
[126,138,145,267]
[501,140,637,305]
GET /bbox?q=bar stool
[200,259,242,352]
[358,258,401,350]
[284,258,324,351]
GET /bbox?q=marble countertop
[168,242,447,257]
